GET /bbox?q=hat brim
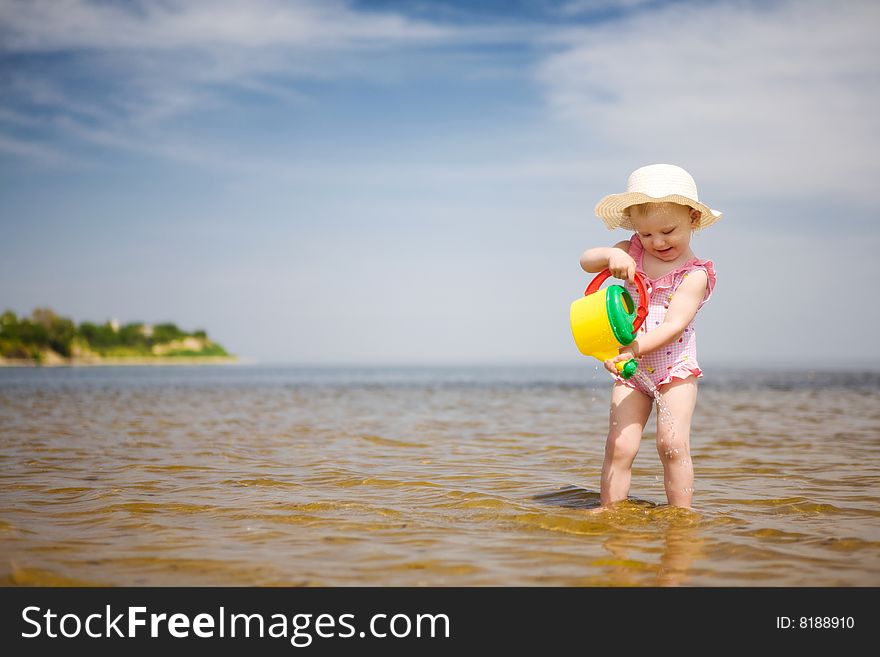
[594,192,722,231]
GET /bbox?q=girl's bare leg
[656,376,698,508]
[600,382,653,507]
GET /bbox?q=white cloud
[0,0,456,125]
[535,0,880,200]
[0,133,77,165]
[0,0,454,52]
[0,0,529,163]
[5,0,878,209]
[558,0,660,17]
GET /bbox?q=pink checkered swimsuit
[620,234,716,394]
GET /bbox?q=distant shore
[0,356,239,367]
[1,308,235,368]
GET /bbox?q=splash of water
[629,368,676,448]
[629,368,692,500]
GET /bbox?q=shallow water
[1,364,878,586]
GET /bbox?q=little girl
[579,164,721,509]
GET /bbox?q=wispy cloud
[535,0,880,199]
[0,0,531,168]
[558,0,665,17]
[0,0,454,52]
[4,0,878,207]
[0,133,77,165]
[1,0,452,122]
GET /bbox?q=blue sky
[2,0,879,366]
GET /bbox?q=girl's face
[628,202,699,262]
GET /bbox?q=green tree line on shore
[0,308,231,361]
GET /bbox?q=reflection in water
[533,486,704,586]
[0,365,878,586]
[657,524,704,586]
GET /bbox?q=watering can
[570,269,649,379]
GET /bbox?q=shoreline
[0,356,241,368]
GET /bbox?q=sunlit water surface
[1,365,878,586]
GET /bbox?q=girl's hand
[603,345,638,375]
[607,248,636,282]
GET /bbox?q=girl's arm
[616,269,709,359]
[580,240,635,281]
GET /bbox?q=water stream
[629,367,691,497]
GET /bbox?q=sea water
[1,364,878,586]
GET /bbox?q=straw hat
[594,163,723,231]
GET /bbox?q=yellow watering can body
[570,270,649,379]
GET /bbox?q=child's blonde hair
[624,201,698,219]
